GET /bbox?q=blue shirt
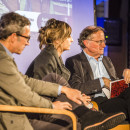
[0,43,13,58]
[83,51,110,97]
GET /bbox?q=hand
[123,69,130,83]
[52,101,72,110]
[81,94,91,106]
[102,77,111,90]
[61,86,82,105]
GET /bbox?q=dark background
[96,0,129,78]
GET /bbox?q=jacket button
[11,120,13,124]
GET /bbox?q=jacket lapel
[79,51,94,80]
[46,45,70,80]
[102,57,116,80]
[79,51,116,80]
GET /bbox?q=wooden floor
[109,124,130,130]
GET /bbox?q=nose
[71,36,73,42]
[102,42,106,47]
[100,40,106,48]
[25,41,30,46]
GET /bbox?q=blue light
[96,0,108,5]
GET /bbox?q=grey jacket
[31,44,70,81]
[0,43,59,129]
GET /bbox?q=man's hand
[61,86,82,105]
[52,101,72,110]
[102,77,111,90]
[123,69,130,83]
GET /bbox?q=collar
[83,50,103,61]
[0,43,13,58]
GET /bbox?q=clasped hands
[53,86,91,110]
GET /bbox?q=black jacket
[26,44,70,81]
[65,51,118,96]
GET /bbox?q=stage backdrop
[0,0,94,74]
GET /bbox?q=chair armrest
[0,105,77,130]
[91,101,99,111]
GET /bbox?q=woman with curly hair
[26,18,73,87]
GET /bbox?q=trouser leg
[117,87,130,121]
[93,87,130,121]
[29,115,81,130]
[42,73,70,87]
[98,97,128,120]
[118,86,130,99]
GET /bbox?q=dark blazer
[26,44,70,81]
[65,51,118,97]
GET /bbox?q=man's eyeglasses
[87,39,106,45]
[16,34,30,42]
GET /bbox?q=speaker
[97,17,122,46]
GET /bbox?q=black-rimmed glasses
[16,34,30,42]
[87,39,106,45]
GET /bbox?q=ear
[9,33,17,43]
[83,40,89,48]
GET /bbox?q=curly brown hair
[38,18,72,50]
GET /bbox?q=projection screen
[0,0,94,73]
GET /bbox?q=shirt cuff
[99,78,104,88]
[58,85,62,95]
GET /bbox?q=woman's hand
[81,94,91,106]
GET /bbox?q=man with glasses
[65,25,130,121]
